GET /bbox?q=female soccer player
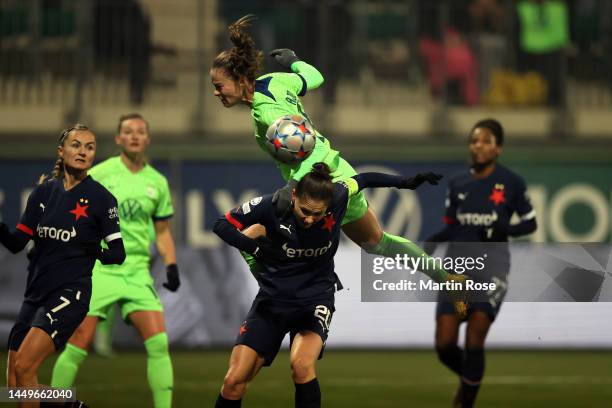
[426,119,537,407]
[0,124,125,406]
[209,15,461,285]
[213,162,442,408]
[51,113,179,408]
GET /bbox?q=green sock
[94,309,115,357]
[144,332,174,408]
[50,343,87,387]
[370,232,449,282]
[239,250,263,280]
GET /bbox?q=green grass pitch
[1,350,611,407]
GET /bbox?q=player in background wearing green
[210,15,464,287]
[51,113,180,408]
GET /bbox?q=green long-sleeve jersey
[251,60,340,182]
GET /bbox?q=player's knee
[14,354,36,381]
[435,344,457,363]
[70,325,95,350]
[144,332,169,359]
[222,373,248,398]
[290,357,316,383]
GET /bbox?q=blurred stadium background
[0,0,611,406]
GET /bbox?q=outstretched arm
[269,48,324,91]
[349,172,443,195]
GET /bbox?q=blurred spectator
[469,0,508,93]
[94,0,151,105]
[516,0,569,106]
[567,0,611,81]
[418,0,479,105]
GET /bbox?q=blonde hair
[38,123,92,185]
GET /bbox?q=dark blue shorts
[436,300,503,322]
[236,297,335,366]
[8,282,91,351]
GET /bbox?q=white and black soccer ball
[264,115,316,164]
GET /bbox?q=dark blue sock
[295,378,321,408]
[215,393,242,408]
[460,348,485,407]
[436,345,464,375]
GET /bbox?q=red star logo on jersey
[69,200,89,220]
[321,214,336,232]
[488,187,506,206]
[239,323,248,336]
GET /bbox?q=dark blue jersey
[443,164,534,239]
[224,183,349,303]
[443,164,535,277]
[16,176,121,301]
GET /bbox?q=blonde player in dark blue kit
[0,125,125,407]
[213,162,443,408]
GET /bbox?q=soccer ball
[264,115,316,164]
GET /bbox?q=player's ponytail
[212,14,263,83]
[296,162,334,205]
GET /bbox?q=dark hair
[39,123,92,184]
[295,163,334,205]
[117,112,149,134]
[472,118,504,146]
[212,15,263,83]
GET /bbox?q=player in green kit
[210,15,465,288]
[51,113,179,408]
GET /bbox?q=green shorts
[88,270,163,322]
[309,153,369,226]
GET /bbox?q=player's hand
[481,222,508,242]
[400,172,443,189]
[272,179,297,218]
[163,264,180,292]
[252,237,286,263]
[269,48,300,68]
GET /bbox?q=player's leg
[459,309,493,408]
[290,331,324,408]
[342,204,458,284]
[129,310,173,408]
[52,271,120,388]
[50,316,97,387]
[434,304,464,408]
[216,345,266,407]
[7,302,37,387]
[435,309,463,376]
[7,351,17,387]
[14,327,56,407]
[93,305,115,357]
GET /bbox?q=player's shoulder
[448,170,472,189]
[90,156,120,175]
[255,72,298,99]
[86,176,117,202]
[34,177,59,197]
[234,194,274,216]
[142,163,170,185]
[495,164,526,186]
